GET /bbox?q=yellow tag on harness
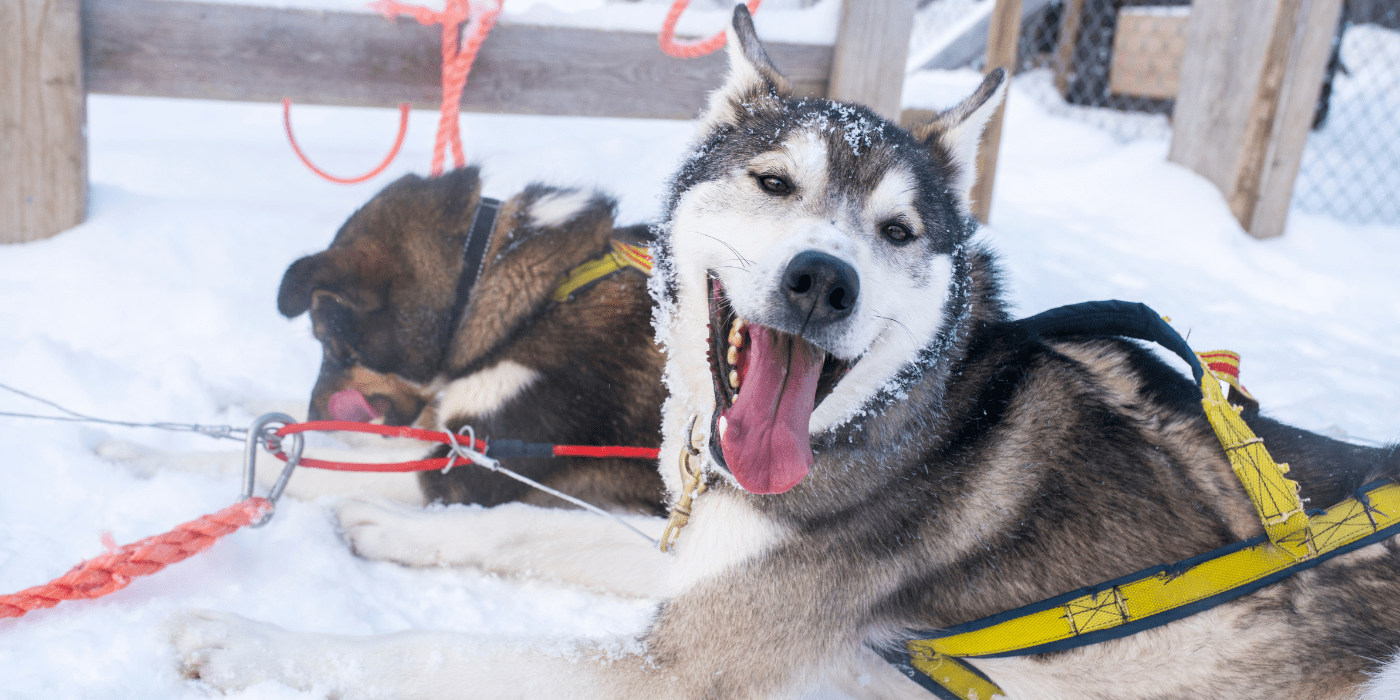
[1196,350,1313,559]
[550,240,653,302]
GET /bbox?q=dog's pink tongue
[720,325,824,494]
[327,389,381,423]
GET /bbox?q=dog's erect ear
[911,68,1009,214]
[699,4,792,131]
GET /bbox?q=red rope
[553,445,661,459]
[659,0,761,58]
[283,100,411,185]
[269,420,659,472]
[371,0,503,176]
[0,498,272,620]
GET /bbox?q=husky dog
[173,8,1400,698]
[275,168,666,514]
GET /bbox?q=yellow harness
[887,305,1400,699]
[550,240,653,302]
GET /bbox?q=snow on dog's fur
[172,7,1400,698]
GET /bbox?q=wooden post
[1053,0,1085,96]
[969,0,1023,225]
[828,0,916,121]
[2,0,87,244]
[1168,0,1344,238]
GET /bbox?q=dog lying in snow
[105,169,667,515]
[173,8,1400,698]
[275,168,666,515]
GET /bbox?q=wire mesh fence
[913,0,1400,226]
[1293,0,1400,226]
[1008,0,1185,141]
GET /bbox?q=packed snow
[3,59,1399,700]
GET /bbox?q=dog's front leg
[335,496,670,597]
[171,609,658,700]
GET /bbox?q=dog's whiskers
[874,315,917,345]
[700,233,754,269]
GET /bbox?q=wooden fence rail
[83,0,835,118]
[6,0,916,243]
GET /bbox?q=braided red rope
[659,0,761,58]
[371,0,503,176]
[0,498,272,620]
[283,101,411,185]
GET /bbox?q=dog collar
[884,301,1400,699]
[444,196,502,340]
[551,240,653,303]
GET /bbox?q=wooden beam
[82,0,832,119]
[3,0,87,244]
[969,0,1023,225]
[1169,0,1343,238]
[828,0,915,120]
[1053,0,1085,95]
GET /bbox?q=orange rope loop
[0,498,272,620]
[370,0,503,176]
[659,0,761,58]
[283,100,411,185]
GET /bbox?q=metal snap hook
[241,412,305,527]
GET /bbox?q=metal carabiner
[241,412,305,527]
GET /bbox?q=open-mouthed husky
[173,7,1400,698]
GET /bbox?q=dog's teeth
[729,369,741,389]
[718,415,728,434]
[728,319,747,348]
[726,345,739,366]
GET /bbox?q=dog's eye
[882,222,914,244]
[756,175,791,195]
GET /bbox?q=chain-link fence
[1293,0,1400,225]
[913,0,1400,225]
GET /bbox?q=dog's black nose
[783,250,859,325]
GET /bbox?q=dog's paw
[169,609,302,691]
[334,495,448,567]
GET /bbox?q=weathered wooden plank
[970,0,1023,225]
[828,0,915,120]
[1246,0,1344,238]
[1053,0,1085,95]
[1108,9,1188,100]
[1169,0,1343,238]
[3,0,87,244]
[82,0,832,119]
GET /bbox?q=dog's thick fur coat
[173,9,1400,699]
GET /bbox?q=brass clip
[658,416,707,553]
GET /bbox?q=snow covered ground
[2,64,1399,697]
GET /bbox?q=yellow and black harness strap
[550,240,653,302]
[879,300,1400,699]
[884,480,1400,698]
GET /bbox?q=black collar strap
[444,196,501,339]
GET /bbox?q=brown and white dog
[173,8,1400,698]
[275,167,667,514]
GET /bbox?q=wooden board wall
[1169,0,1343,238]
[828,0,915,120]
[3,0,87,243]
[1109,9,1188,100]
[82,0,833,119]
